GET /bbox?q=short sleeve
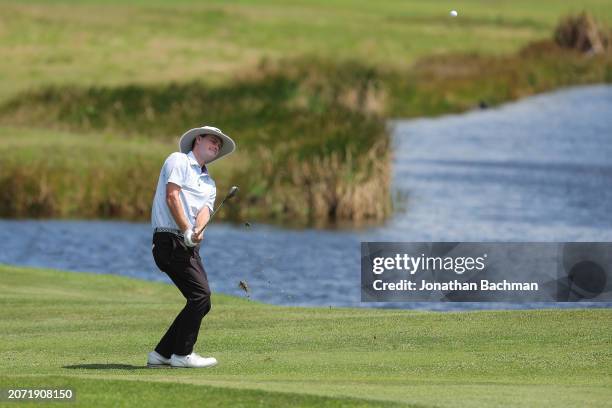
[163,152,187,187]
[206,185,216,213]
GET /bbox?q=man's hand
[183,227,204,247]
[166,182,209,247]
[192,228,204,244]
[183,228,197,247]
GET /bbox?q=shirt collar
[187,151,208,175]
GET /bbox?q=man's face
[196,134,223,162]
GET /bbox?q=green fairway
[1,264,610,407]
[1,0,611,101]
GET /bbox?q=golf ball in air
[450,10,458,17]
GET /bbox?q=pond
[1,85,611,310]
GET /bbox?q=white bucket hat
[178,126,236,164]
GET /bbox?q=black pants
[151,232,211,357]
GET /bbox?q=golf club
[194,185,239,236]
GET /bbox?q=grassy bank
[0,123,390,225]
[385,41,612,117]
[0,52,394,225]
[0,1,611,225]
[1,44,610,225]
[0,127,171,219]
[1,264,611,407]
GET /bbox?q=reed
[554,12,611,54]
[0,59,392,226]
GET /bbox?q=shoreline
[1,260,610,311]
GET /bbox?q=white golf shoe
[146,351,171,368]
[170,353,218,368]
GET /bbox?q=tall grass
[554,12,611,54]
[0,129,169,219]
[0,129,391,226]
[0,59,392,225]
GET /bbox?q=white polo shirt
[151,151,216,230]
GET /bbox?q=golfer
[147,126,235,368]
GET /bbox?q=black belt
[154,227,184,238]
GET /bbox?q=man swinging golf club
[147,126,235,368]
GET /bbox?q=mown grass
[1,0,612,103]
[1,264,611,407]
[0,377,404,407]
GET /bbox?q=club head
[227,186,239,199]
[239,280,249,293]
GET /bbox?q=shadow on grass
[63,363,151,370]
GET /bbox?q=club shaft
[194,195,231,236]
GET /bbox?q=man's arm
[166,182,194,233]
[193,206,211,241]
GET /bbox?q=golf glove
[183,228,197,247]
